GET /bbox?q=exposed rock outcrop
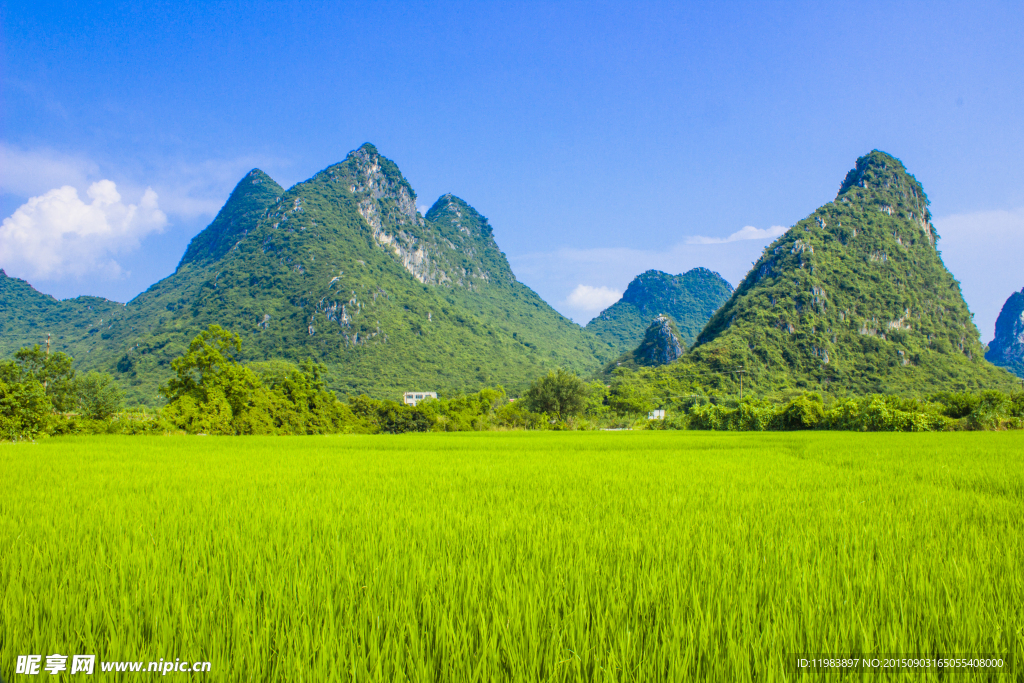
[633,315,685,366]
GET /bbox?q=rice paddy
[1,431,1022,681]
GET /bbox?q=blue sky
[1,1,1022,338]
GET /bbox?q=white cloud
[566,284,622,312]
[418,204,430,215]
[0,143,290,222]
[0,181,167,280]
[686,225,789,244]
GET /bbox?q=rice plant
[1,432,1021,681]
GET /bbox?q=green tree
[161,325,268,434]
[0,360,52,440]
[15,345,77,412]
[77,371,124,420]
[162,325,363,435]
[608,368,656,417]
[522,369,587,423]
[778,393,825,430]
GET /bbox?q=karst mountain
[1,144,613,402]
[644,150,1017,396]
[4,147,1016,402]
[585,268,733,356]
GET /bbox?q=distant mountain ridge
[0,269,126,361]
[1,144,613,403]
[585,268,733,355]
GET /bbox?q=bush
[688,402,735,430]
[77,371,124,420]
[966,391,1011,431]
[0,371,52,440]
[522,369,587,423]
[779,393,824,430]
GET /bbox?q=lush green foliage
[0,269,126,365]
[0,362,52,440]
[2,432,1020,680]
[13,345,78,411]
[521,369,589,422]
[585,268,733,355]
[0,344,128,439]
[643,389,1024,432]
[160,325,360,435]
[76,371,125,420]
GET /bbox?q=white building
[403,391,437,406]
[648,409,666,420]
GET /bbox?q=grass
[1,432,1021,681]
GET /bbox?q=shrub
[779,393,824,430]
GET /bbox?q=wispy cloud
[0,143,98,198]
[0,181,167,280]
[566,284,622,312]
[148,155,292,219]
[933,208,1024,341]
[686,225,789,244]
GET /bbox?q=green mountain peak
[319,143,419,213]
[177,168,284,270]
[835,150,936,245]
[586,268,733,355]
[651,150,1017,396]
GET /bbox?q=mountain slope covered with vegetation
[585,268,732,355]
[622,151,1018,400]
[0,145,612,403]
[0,270,127,361]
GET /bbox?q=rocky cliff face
[986,288,1024,377]
[633,315,684,366]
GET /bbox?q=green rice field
[2,432,1022,681]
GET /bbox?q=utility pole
[44,333,51,390]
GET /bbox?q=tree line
[3,325,1023,440]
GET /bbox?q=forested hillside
[0,145,613,403]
